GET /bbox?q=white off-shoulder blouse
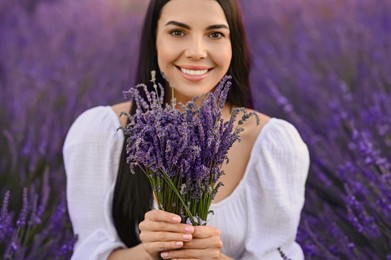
[63,106,310,260]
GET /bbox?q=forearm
[108,244,152,260]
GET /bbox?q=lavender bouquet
[122,73,257,225]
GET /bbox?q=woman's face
[156,0,232,104]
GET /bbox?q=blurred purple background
[0,0,390,258]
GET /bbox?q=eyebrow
[165,21,229,30]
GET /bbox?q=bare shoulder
[248,109,271,129]
[241,108,271,141]
[111,101,132,128]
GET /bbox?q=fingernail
[183,234,192,240]
[175,241,183,247]
[185,226,194,232]
[161,252,168,258]
[172,216,181,222]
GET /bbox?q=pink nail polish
[161,252,168,258]
[172,216,181,222]
[183,234,192,240]
[185,226,193,232]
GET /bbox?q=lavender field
[1,0,390,259]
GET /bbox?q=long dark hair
[112,0,252,248]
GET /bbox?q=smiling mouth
[176,66,211,76]
[180,68,208,75]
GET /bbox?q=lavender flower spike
[124,74,258,225]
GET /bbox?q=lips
[180,68,208,76]
[176,65,212,81]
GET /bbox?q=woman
[63,0,310,259]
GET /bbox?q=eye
[209,32,224,39]
[170,30,185,37]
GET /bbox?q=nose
[185,36,207,60]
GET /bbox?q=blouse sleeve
[63,106,126,260]
[242,119,310,260]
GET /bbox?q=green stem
[140,167,196,225]
[160,171,196,225]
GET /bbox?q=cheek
[156,50,166,71]
[157,42,180,70]
[156,34,170,70]
[217,44,232,69]
[225,50,233,68]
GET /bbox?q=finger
[171,258,199,260]
[140,231,193,243]
[142,241,184,255]
[160,248,221,259]
[139,219,195,234]
[192,226,220,239]
[145,209,182,223]
[182,236,223,250]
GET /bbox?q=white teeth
[180,68,208,76]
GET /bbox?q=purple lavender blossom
[0,191,11,242]
[124,75,258,224]
[16,188,28,228]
